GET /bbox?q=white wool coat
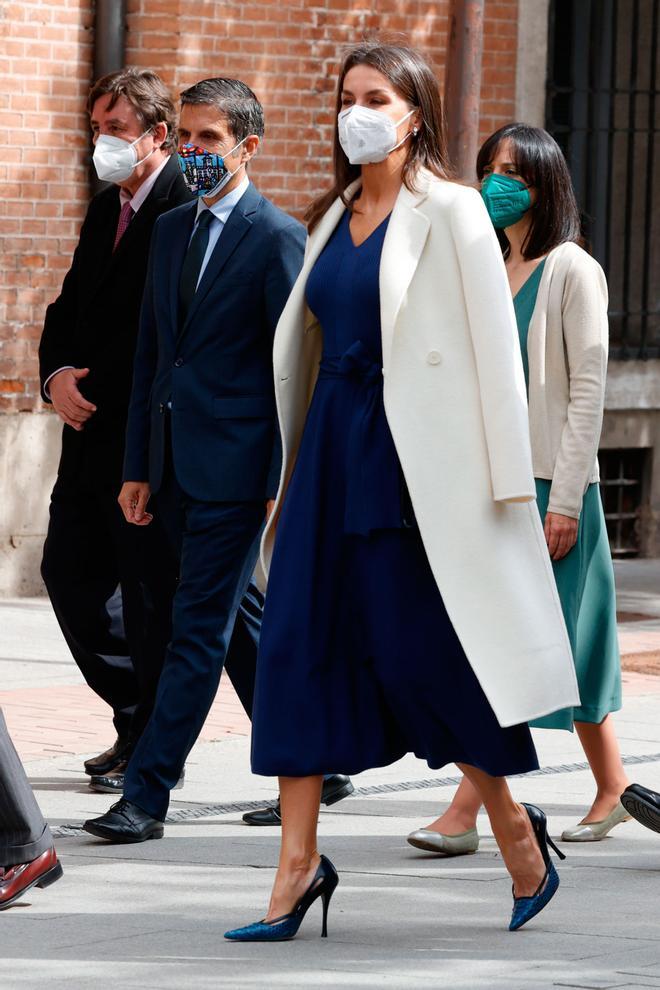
[258,170,580,728]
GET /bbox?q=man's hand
[49,368,96,431]
[118,481,153,526]
[544,511,579,561]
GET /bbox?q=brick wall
[0,0,94,415]
[1,0,518,415]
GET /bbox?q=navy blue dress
[250,211,538,778]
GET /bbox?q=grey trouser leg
[0,710,52,866]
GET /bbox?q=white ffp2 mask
[337,105,415,165]
[93,130,155,183]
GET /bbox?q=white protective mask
[337,105,416,165]
[93,130,155,183]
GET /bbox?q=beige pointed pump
[560,801,632,842]
[406,826,479,856]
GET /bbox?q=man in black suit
[39,69,191,780]
[82,77,309,842]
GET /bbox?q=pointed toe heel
[509,860,559,931]
[509,803,565,932]
[224,854,338,942]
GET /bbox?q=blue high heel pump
[509,803,566,932]
[224,854,339,942]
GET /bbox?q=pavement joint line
[50,751,660,838]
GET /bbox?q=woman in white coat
[224,44,579,942]
[408,124,630,858]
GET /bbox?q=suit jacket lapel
[168,203,197,335]
[379,173,431,369]
[178,184,261,341]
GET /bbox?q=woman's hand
[544,511,578,561]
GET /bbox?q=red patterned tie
[113,200,134,251]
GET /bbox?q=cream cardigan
[526,241,609,518]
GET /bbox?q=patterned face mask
[177,138,246,198]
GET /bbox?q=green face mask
[480,172,532,229]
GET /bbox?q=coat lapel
[291,181,360,336]
[107,155,188,277]
[379,173,431,369]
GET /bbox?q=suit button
[427,350,442,365]
[158,402,165,413]
[174,357,183,367]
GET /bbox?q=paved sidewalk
[1,561,660,989]
[0,599,249,759]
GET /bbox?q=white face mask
[337,105,416,165]
[92,130,155,183]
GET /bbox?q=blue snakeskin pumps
[224,854,339,942]
[509,803,566,932]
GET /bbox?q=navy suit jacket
[123,182,306,501]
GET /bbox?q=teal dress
[515,261,622,730]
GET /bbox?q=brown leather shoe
[84,735,134,776]
[0,847,63,910]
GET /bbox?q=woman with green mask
[407,123,630,855]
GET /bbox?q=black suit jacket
[39,155,192,487]
[123,183,306,501]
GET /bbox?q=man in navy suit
[83,78,306,842]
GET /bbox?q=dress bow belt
[318,340,404,535]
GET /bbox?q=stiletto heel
[321,888,331,937]
[224,854,338,942]
[546,834,566,861]
[509,803,564,932]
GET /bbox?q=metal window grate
[598,448,648,555]
[546,0,660,358]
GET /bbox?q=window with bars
[546,0,659,358]
[598,448,649,556]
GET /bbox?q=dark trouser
[0,711,52,866]
[41,474,178,740]
[124,491,265,822]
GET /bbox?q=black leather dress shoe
[621,783,660,834]
[242,774,354,826]
[84,735,134,776]
[83,798,164,843]
[89,764,185,794]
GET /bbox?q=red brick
[2,0,519,411]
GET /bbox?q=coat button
[158,402,165,413]
[174,357,183,367]
[426,350,442,365]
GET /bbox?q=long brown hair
[305,43,453,232]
